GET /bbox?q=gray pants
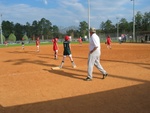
[87,53,106,79]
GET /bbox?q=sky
[0,0,149,29]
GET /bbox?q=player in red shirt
[4,41,8,46]
[52,37,59,59]
[77,37,82,46]
[36,37,40,52]
[106,35,112,49]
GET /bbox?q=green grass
[0,41,90,48]
[1,40,120,48]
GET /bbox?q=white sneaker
[72,64,76,68]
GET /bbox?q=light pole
[131,0,135,42]
[0,14,3,44]
[116,17,119,39]
[88,0,90,39]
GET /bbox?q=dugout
[137,31,150,43]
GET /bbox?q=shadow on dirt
[101,59,150,66]
[1,82,150,113]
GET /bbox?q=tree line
[0,11,150,43]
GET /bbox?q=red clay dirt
[0,43,150,113]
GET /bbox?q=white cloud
[0,0,149,28]
[43,0,48,5]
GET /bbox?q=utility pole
[116,17,119,39]
[131,0,135,42]
[88,0,90,39]
[0,14,3,44]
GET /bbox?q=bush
[8,33,16,42]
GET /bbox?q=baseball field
[0,43,150,113]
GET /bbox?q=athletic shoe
[72,62,76,68]
[103,73,108,79]
[85,77,92,81]
[59,62,64,69]
[54,58,58,60]
[59,65,62,69]
[72,64,76,68]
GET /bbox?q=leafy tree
[22,34,28,41]
[101,19,114,34]
[128,21,133,33]
[24,22,32,39]
[1,11,150,42]
[135,11,143,32]
[79,21,88,38]
[66,29,75,38]
[65,26,79,39]
[32,20,39,37]
[119,18,129,33]
[52,25,59,37]
[39,18,52,39]
[106,20,114,33]
[142,12,150,31]
[0,34,5,43]
[8,33,16,42]
[52,25,64,39]
[2,21,14,38]
[14,23,24,40]
[100,21,105,32]
[74,30,80,38]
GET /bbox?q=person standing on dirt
[21,38,25,50]
[106,35,112,49]
[77,37,82,46]
[36,37,40,52]
[59,35,76,68]
[85,27,108,81]
[52,37,59,59]
[21,41,25,50]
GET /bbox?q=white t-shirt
[89,33,100,55]
[118,37,122,40]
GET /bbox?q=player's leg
[54,51,56,59]
[80,41,82,46]
[59,55,66,68]
[94,56,108,78]
[107,42,111,49]
[106,42,109,49]
[56,50,58,59]
[69,54,76,68]
[22,45,24,50]
[109,43,112,49]
[107,44,109,49]
[86,54,95,80]
[38,45,40,51]
[68,54,73,61]
[54,50,58,59]
[37,45,40,51]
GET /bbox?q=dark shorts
[63,50,71,55]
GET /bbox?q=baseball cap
[90,27,96,33]
[64,36,69,41]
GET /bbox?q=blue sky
[0,0,149,29]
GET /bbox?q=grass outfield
[0,41,90,48]
[0,40,121,48]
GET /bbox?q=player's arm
[90,47,98,54]
[69,43,71,49]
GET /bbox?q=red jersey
[36,39,40,46]
[78,38,82,43]
[106,36,111,45]
[52,38,58,51]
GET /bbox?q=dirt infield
[0,43,150,113]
